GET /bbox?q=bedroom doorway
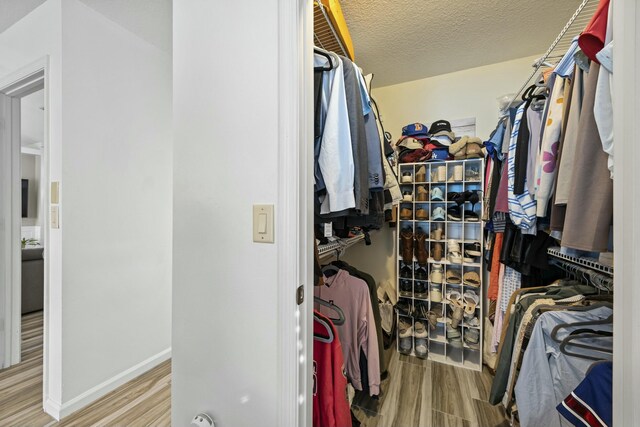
[0,64,49,384]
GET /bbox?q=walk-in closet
[312,0,615,425]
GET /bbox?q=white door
[171,1,312,426]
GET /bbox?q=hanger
[560,333,613,361]
[322,263,340,277]
[550,314,613,343]
[314,48,334,72]
[313,313,334,343]
[314,296,345,325]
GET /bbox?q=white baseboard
[44,347,171,420]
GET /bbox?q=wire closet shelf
[313,1,349,58]
[508,0,598,106]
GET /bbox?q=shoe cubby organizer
[396,158,484,371]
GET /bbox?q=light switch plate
[253,204,274,243]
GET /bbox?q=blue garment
[554,37,580,78]
[507,103,537,231]
[515,306,613,427]
[557,361,612,427]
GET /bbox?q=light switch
[258,213,267,234]
[253,204,274,243]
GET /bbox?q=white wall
[173,1,281,426]
[58,0,172,410]
[343,55,540,285]
[0,0,172,417]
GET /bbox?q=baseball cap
[397,136,425,150]
[430,134,454,147]
[430,148,451,161]
[430,187,444,201]
[402,123,429,137]
[432,207,446,221]
[430,120,452,135]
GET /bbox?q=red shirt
[313,310,352,427]
[578,0,610,63]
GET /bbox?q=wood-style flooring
[0,311,171,427]
[352,347,510,427]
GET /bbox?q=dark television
[21,179,28,218]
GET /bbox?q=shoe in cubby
[400,229,414,264]
[416,185,429,202]
[414,281,428,299]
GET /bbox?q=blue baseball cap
[430,148,451,161]
[402,123,429,138]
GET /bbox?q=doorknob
[191,413,214,427]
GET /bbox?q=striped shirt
[507,103,537,231]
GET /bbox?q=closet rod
[508,0,596,106]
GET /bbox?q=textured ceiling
[0,0,171,53]
[340,0,583,87]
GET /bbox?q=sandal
[463,271,481,287]
[445,269,462,284]
[415,165,427,182]
[447,240,463,264]
[463,290,479,315]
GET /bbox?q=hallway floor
[0,311,171,427]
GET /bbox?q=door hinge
[296,285,304,305]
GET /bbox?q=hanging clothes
[593,0,614,177]
[313,311,352,427]
[507,103,537,232]
[340,55,370,215]
[315,52,356,214]
[534,76,567,217]
[315,269,381,396]
[562,63,613,252]
[514,306,613,427]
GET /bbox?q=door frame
[283,0,640,424]
[277,0,314,425]
[612,0,639,424]
[0,56,51,402]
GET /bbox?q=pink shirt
[314,269,381,395]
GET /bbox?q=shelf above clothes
[318,234,365,260]
[313,0,354,60]
[547,246,613,276]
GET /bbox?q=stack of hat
[427,120,455,161]
[396,123,432,163]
